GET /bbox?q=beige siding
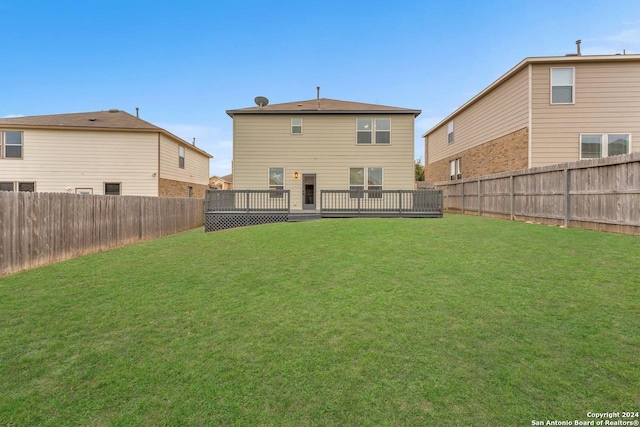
[233,114,415,210]
[427,67,529,164]
[531,61,640,167]
[0,129,158,195]
[159,134,210,185]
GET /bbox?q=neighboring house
[423,54,640,182]
[209,174,233,189]
[226,97,421,210]
[0,109,212,197]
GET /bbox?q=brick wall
[159,177,208,199]
[425,127,529,183]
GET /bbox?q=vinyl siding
[159,134,210,185]
[0,129,158,195]
[232,114,415,210]
[531,61,640,167]
[427,67,529,164]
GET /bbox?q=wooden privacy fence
[434,152,640,235]
[0,192,204,276]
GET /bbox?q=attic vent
[88,118,97,121]
[108,109,119,113]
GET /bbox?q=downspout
[528,63,533,169]
[157,132,161,195]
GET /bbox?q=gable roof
[0,109,213,158]
[422,53,640,138]
[227,98,421,117]
[0,110,161,130]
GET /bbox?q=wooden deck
[204,189,443,232]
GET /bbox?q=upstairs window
[291,118,303,134]
[551,67,574,104]
[179,146,185,168]
[447,121,454,144]
[580,134,630,159]
[357,118,391,144]
[357,119,372,144]
[1,131,23,158]
[375,118,390,144]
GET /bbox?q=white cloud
[583,26,640,55]
[2,114,24,118]
[604,29,640,45]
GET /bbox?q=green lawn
[1,215,638,426]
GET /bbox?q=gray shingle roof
[0,110,161,130]
[0,109,213,158]
[227,98,421,116]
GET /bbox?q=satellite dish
[254,96,269,107]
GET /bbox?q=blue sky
[2,0,639,175]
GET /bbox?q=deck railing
[204,189,443,231]
[205,189,290,212]
[320,189,443,217]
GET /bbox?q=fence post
[461,182,465,214]
[510,175,514,221]
[477,178,482,216]
[564,168,570,228]
[398,190,402,214]
[246,191,250,213]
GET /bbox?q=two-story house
[0,109,212,197]
[423,54,640,183]
[226,97,421,211]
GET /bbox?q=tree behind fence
[433,152,640,236]
[0,192,204,276]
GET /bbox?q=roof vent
[108,109,119,113]
[88,118,97,121]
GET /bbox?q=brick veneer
[159,177,207,199]
[425,127,529,183]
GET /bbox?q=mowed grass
[0,215,638,426]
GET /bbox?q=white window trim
[550,67,575,105]
[447,121,454,144]
[579,133,631,160]
[356,118,391,145]
[449,158,461,180]
[291,118,303,135]
[1,130,24,159]
[268,167,285,189]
